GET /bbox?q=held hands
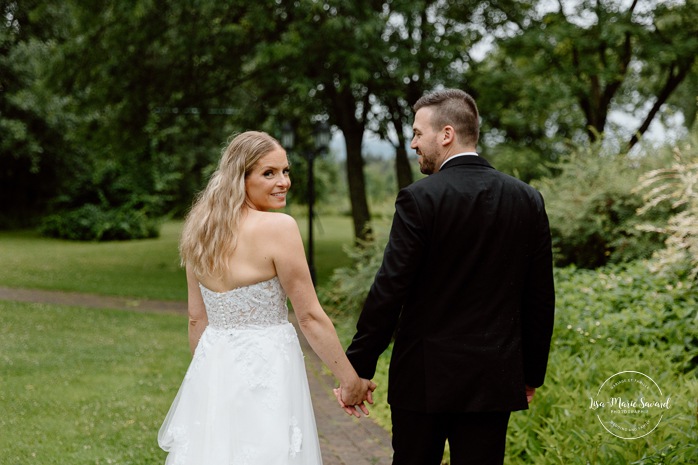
[333,378,377,418]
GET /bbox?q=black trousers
[391,407,511,465]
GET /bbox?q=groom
[344,89,555,465]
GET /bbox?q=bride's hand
[334,379,376,417]
[334,387,368,417]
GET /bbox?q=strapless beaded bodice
[199,276,288,329]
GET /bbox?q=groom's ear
[441,126,455,146]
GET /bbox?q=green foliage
[554,263,698,373]
[39,204,161,241]
[322,237,386,316]
[42,140,178,236]
[4,0,698,242]
[503,347,698,465]
[470,43,582,164]
[498,263,698,464]
[0,2,79,227]
[533,143,673,268]
[471,0,698,156]
[635,138,698,283]
[483,144,554,184]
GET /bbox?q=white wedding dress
[158,276,323,465]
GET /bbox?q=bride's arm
[185,265,208,355]
[271,214,375,411]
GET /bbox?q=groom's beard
[417,150,437,175]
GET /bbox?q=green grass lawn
[293,214,356,287]
[0,300,189,464]
[0,222,186,300]
[0,216,356,299]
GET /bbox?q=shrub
[533,143,672,269]
[485,144,553,184]
[502,262,698,464]
[321,236,385,319]
[554,263,698,372]
[505,345,698,465]
[39,204,161,241]
[635,140,698,283]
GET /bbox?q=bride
[158,131,375,465]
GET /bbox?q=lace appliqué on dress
[231,445,260,465]
[233,335,282,409]
[289,416,303,457]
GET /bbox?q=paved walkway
[0,286,393,465]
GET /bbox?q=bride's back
[197,209,281,293]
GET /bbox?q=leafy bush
[321,237,385,317]
[635,140,698,283]
[554,263,698,372]
[39,204,161,241]
[485,144,554,184]
[501,262,698,464]
[533,143,673,269]
[504,346,698,465]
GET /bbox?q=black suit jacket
[346,156,555,413]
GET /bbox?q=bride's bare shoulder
[245,210,299,235]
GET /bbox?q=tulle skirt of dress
[158,323,322,465]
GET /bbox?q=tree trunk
[391,115,413,189]
[343,127,373,242]
[327,84,373,243]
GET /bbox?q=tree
[246,1,492,240]
[628,0,698,149]
[372,0,485,189]
[46,0,300,220]
[470,0,698,158]
[249,0,389,242]
[0,1,77,227]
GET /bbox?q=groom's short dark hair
[414,89,479,147]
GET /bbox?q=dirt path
[0,286,393,465]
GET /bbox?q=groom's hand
[334,379,376,417]
[334,387,369,417]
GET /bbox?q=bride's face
[244,148,291,211]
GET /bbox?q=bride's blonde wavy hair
[180,131,282,277]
